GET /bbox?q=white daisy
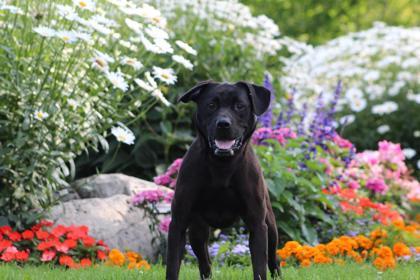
[56,30,78,44]
[153,38,173,54]
[68,98,78,109]
[134,78,154,92]
[34,110,49,121]
[145,71,158,88]
[349,98,367,112]
[0,5,24,14]
[91,50,114,72]
[121,57,143,70]
[175,40,197,56]
[172,55,193,70]
[414,131,420,138]
[111,126,135,145]
[339,114,355,125]
[125,18,143,34]
[377,125,390,134]
[106,71,128,92]
[151,88,171,107]
[402,148,416,159]
[33,26,56,37]
[56,4,79,21]
[345,87,363,101]
[152,67,177,85]
[72,0,95,12]
[145,26,169,40]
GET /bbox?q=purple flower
[259,74,275,127]
[232,244,250,255]
[366,178,388,194]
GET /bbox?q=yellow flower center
[95,58,107,68]
[161,73,169,79]
[79,1,87,8]
[62,36,70,42]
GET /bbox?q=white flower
[402,148,416,159]
[349,98,367,112]
[125,18,143,34]
[0,4,23,14]
[363,70,380,81]
[121,57,143,70]
[339,114,355,125]
[417,160,420,170]
[145,26,169,40]
[371,101,398,115]
[151,88,171,107]
[33,26,56,37]
[72,0,95,11]
[68,99,78,109]
[56,4,79,21]
[92,50,114,72]
[152,67,177,85]
[56,30,78,43]
[175,40,197,56]
[135,78,154,92]
[34,110,49,121]
[172,55,193,70]
[111,126,135,145]
[106,72,128,92]
[377,125,390,134]
[345,88,363,101]
[414,131,420,138]
[153,38,173,54]
[407,93,420,104]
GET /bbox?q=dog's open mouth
[209,137,243,157]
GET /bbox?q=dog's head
[178,81,271,157]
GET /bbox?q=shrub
[0,0,195,227]
[73,0,309,181]
[279,22,420,176]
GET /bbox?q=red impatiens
[0,221,109,268]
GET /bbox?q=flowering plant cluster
[131,188,173,258]
[0,220,108,268]
[276,224,419,271]
[280,22,420,173]
[0,0,197,226]
[153,158,183,188]
[106,248,151,270]
[185,228,251,267]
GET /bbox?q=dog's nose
[216,118,231,129]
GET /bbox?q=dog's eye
[234,103,245,111]
[207,102,217,110]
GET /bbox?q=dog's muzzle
[208,137,243,157]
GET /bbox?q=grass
[0,262,419,280]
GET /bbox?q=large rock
[71,173,168,199]
[48,174,173,261]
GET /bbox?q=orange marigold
[354,235,372,250]
[393,242,411,257]
[374,246,393,259]
[300,259,311,267]
[136,260,151,270]
[108,249,125,266]
[370,229,387,240]
[280,261,286,267]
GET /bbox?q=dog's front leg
[247,219,268,280]
[166,217,188,280]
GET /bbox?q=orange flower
[393,242,411,257]
[280,261,286,267]
[374,246,393,259]
[126,251,142,263]
[136,260,151,270]
[354,235,372,250]
[108,249,125,266]
[276,248,291,260]
[313,253,332,264]
[373,257,396,271]
[370,229,387,240]
[300,259,311,267]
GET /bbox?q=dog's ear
[236,81,271,116]
[178,80,214,103]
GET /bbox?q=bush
[280,23,420,177]
[73,0,308,181]
[0,0,196,227]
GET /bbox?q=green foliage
[242,0,420,44]
[255,138,335,245]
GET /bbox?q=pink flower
[366,178,388,194]
[132,189,168,205]
[154,174,172,186]
[159,217,171,233]
[333,134,353,149]
[41,250,56,262]
[347,180,360,190]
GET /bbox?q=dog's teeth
[215,139,235,149]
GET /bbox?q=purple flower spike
[259,74,275,127]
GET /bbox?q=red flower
[22,230,35,240]
[0,240,12,251]
[36,229,50,240]
[39,220,54,227]
[1,246,17,262]
[59,255,76,268]
[8,231,22,242]
[55,242,69,254]
[15,250,29,262]
[67,226,88,240]
[51,225,67,238]
[41,250,56,262]
[63,239,77,249]
[82,236,96,247]
[96,249,107,260]
[37,241,54,251]
[80,258,92,267]
[0,226,12,235]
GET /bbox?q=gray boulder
[48,174,173,261]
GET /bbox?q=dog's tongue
[215,139,235,150]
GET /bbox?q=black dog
[166,81,281,280]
